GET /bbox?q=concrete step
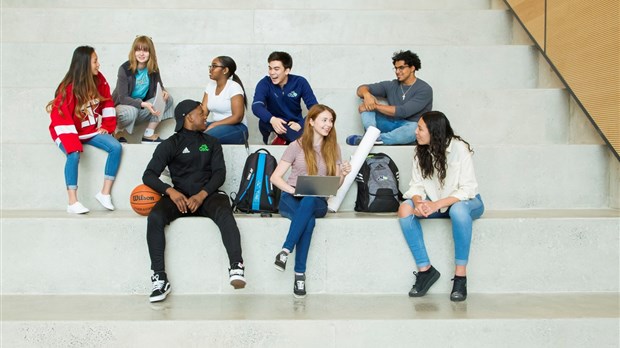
[1,9,512,45]
[2,44,538,89]
[2,210,618,294]
[2,294,618,347]
[3,0,494,10]
[0,144,610,211]
[4,87,570,146]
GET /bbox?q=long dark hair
[46,46,104,119]
[216,56,247,108]
[415,111,473,187]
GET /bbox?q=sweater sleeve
[366,81,389,98]
[202,141,226,195]
[403,153,426,199]
[114,64,142,109]
[98,74,117,133]
[448,142,478,201]
[49,87,83,153]
[300,77,318,110]
[142,141,174,195]
[251,78,274,123]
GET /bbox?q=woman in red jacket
[47,46,122,214]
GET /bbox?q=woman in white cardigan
[398,111,484,302]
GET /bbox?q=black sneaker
[229,262,246,289]
[294,273,306,298]
[141,136,164,144]
[408,266,440,297]
[274,251,288,272]
[150,273,171,303]
[450,276,467,302]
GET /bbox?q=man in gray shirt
[347,50,433,145]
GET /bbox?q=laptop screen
[293,176,340,197]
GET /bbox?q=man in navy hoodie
[252,51,318,145]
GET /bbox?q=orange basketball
[130,184,162,216]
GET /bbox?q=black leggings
[147,192,243,272]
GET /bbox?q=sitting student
[348,50,432,145]
[143,100,246,303]
[47,46,122,214]
[398,111,484,302]
[112,35,174,144]
[201,56,248,144]
[270,104,351,298]
[252,51,318,145]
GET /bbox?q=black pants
[147,191,243,272]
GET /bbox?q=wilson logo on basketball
[133,195,156,201]
[130,184,162,216]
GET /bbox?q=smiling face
[134,45,150,67]
[90,52,100,75]
[415,118,431,145]
[309,110,334,138]
[268,60,290,86]
[393,59,414,83]
[187,106,207,132]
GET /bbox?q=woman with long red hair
[270,104,351,298]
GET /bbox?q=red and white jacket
[48,73,117,153]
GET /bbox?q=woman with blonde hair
[270,104,351,298]
[112,35,174,143]
[47,46,122,213]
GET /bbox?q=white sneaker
[95,192,115,210]
[67,202,89,214]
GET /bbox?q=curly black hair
[392,50,421,71]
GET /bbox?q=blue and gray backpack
[355,153,403,212]
[232,148,280,214]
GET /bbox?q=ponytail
[232,73,247,108]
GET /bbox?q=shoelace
[230,268,244,276]
[152,280,165,292]
[295,280,305,291]
[278,253,288,262]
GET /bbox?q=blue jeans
[361,111,417,145]
[398,195,484,267]
[205,122,248,144]
[278,192,328,273]
[58,134,122,189]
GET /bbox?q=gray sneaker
[274,251,288,272]
[294,273,306,298]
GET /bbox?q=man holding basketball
[142,99,245,303]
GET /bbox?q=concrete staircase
[1,0,618,347]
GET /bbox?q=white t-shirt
[204,80,246,125]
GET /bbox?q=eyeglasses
[393,65,410,72]
[208,65,225,70]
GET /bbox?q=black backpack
[232,148,280,214]
[354,153,403,212]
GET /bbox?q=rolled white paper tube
[328,126,381,212]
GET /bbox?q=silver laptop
[294,176,340,197]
